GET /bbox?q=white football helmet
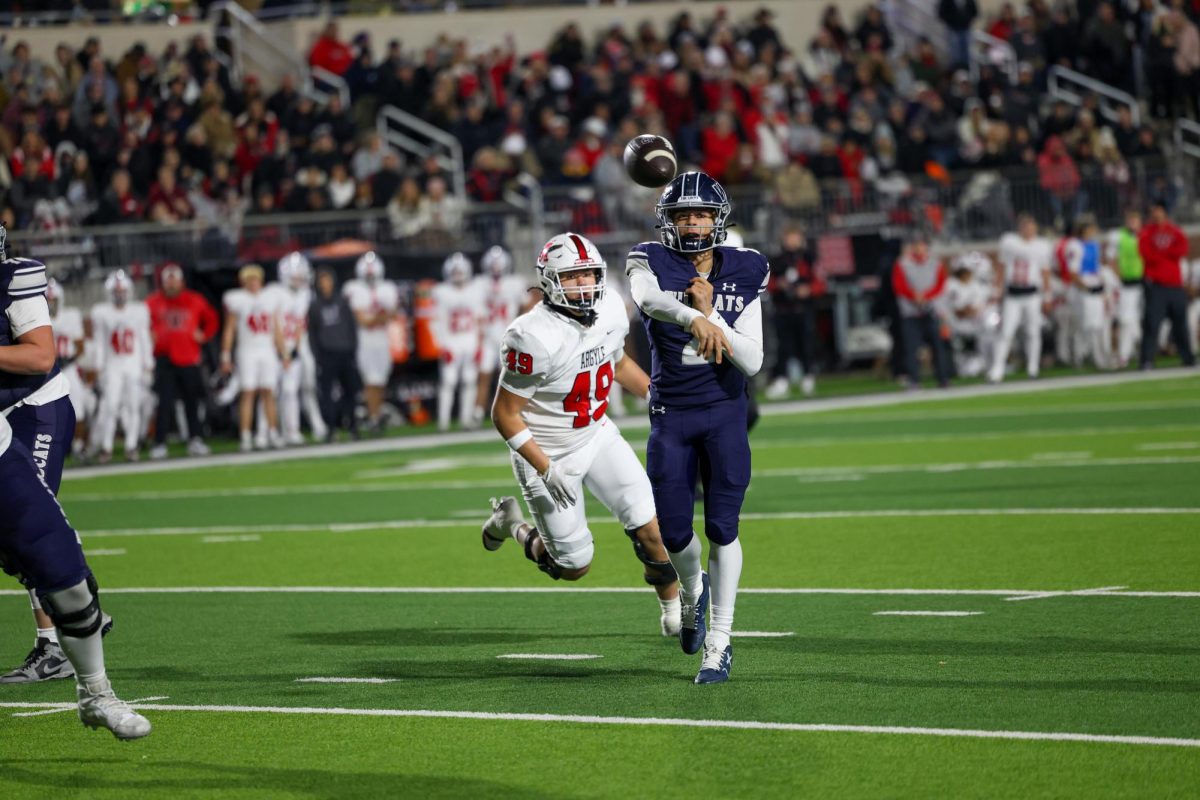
[481,245,512,278]
[355,251,384,283]
[278,251,312,289]
[46,277,63,314]
[104,270,133,306]
[536,232,606,312]
[442,252,473,284]
[955,250,992,280]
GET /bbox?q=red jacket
[1139,221,1189,287]
[146,289,220,367]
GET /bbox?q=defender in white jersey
[272,253,328,444]
[90,271,153,462]
[481,232,681,636]
[433,252,484,431]
[989,214,1052,383]
[47,280,94,443]
[343,251,398,432]
[221,264,286,451]
[473,245,530,425]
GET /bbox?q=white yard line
[2,701,1196,748]
[496,654,602,661]
[1004,586,1128,603]
[731,631,795,637]
[9,695,168,719]
[75,507,1200,539]
[0,585,1195,599]
[749,423,1200,450]
[1030,452,1092,460]
[61,368,1198,481]
[84,548,126,556]
[1137,442,1199,451]
[66,454,1200,504]
[201,534,262,544]
[295,677,398,684]
[873,611,984,617]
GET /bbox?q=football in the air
[623,134,677,188]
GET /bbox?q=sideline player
[0,411,151,738]
[988,213,1052,382]
[90,271,154,462]
[47,278,94,454]
[626,171,767,683]
[0,226,106,684]
[221,264,286,451]
[344,251,398,432]
[481,232,682,636]
[273,252,328,445]
[1108,209,1143,367]
[433,252,483,431]
[473,245,529,425]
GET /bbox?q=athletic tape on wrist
[506,429,533,451]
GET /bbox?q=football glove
[538,459,579,510]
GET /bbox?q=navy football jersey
[0,257,59,410]
[627,242,769,407]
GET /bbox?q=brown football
[623,134,678,188]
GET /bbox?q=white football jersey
[475,274,528,337]
[224,288,281,353]
[499,293,630,458]
[998,233,1051,290]
[269,283,312,348]
[344,278,399,345]
[433,280,484,346]
[945,279,986,314]
[52,306,85,362]
[90,301,151,370]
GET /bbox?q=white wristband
[505,429,533,451]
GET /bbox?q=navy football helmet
[654,171,731,253]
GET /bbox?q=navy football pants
[7,395,75,494]
[646,394,751,551]
[0,435,90,594]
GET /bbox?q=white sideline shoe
[77,677,151,740]
[482,496,524,551]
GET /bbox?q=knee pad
[40,574,103,638]
[704,518,740,547]
[625,529,678,586]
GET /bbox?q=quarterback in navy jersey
[625,171,767,684]
[0,224,92,684]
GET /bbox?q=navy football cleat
[694,641,733,685]
[679,572,709,655]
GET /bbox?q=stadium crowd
[0,1,1192,237]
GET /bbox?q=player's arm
[702,296,765,376]
[273,311,290,365]
[0,296,56,374]
[626,254,729,360]
[614,353,649,399]
[138,310,154,372]
[491,385,551,474]
[219,307,237,375]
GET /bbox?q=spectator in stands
[855,5,893,53]
[327,162,356,210]
[370,150,404,209]
[94,168,141,225]
[146,263,218,460]
[1168,9,1200,119]
[388,176,425,240]
[1038,135,1084,228]
[892,232,951,388]
[309,268,360,440]
[767,226,823,399]
[938,0,979,69]
[1139,202,1195,369]
[1043,4,1079,70]
[147,165,194,224]
[309,21,354,77]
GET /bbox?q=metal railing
[1048,66,1140,127]
[1176,118,1200,161]
[970,30,1018,84]
[376,105,467,200]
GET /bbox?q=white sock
[658,595,681,618]
[667,532,704,604]
[57,630,106,685]
[708,537,743,648]
[37,626,58,644]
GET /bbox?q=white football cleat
[660,610,682,637]
[482,496,524,551]
[186,438,211,457]
[764,376,789,400]
[77,677,152,740]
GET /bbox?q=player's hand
[440,349,453,364]
[538,459,579,510]
[193,329,206,343]
[219,359,233,376]
[689,317,730,365]
[685,277,714,316]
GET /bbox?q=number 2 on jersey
[563,361,613,428]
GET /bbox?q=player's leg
[457,352,479,430]
[989,297,1020,382]
[475,331,499,424]
[1022,295,1042,378]
[696,396,752,684]
[119,370,141,459]
[94,368,121,459]
[582,423,681,635]
[279,357,303,444]
[1165,287,1197,366]
[299,344,328,440]
[0,437,150,738]
[645,407,707,651]
[436,351,457,432]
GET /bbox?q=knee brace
[625,529,678,586]
[40,574,104,638]
[522,530,563,580]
